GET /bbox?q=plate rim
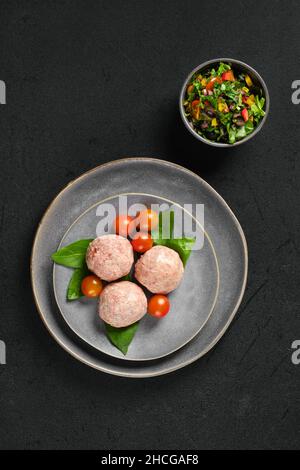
[31,157,248,378]
[52,192,220,361]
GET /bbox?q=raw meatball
[86,234,133,281]
[99,281,147,327]
[135,245,184,294]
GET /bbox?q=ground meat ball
[99,281,147,327]
[135,245,184,294]
[86,234,133,281]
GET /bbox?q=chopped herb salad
[183,62,266,144]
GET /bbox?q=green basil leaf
[67,264,90,301]
[152,210,195,265]
[105,322,139,355]
[121,272,133,281]
[51,239,93,268]
[152,210,174,240]
[154,236,195,266]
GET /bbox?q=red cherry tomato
[81,275,103,298]
[131,232,153,253]
[241,108,249,122]
[206,76,222,91]
[138,209,159,232]
[222,70,235,81]
[114,215,133,237]
[148,295,170,318]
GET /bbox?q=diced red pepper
[241,108,249,122]
[222,70,235,81]
[206,76,222,91]
[242,96,248,104]
[191,100,201,120]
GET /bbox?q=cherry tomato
[221,70,235,81]
[191,99,201,120]
[114,215,133,237]
[241,108,249,122]
[206,76,222,91]
[148,295,170,318]
[81,275,103,298]
[138,209,159,232]
[131,232,153,253]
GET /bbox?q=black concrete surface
[0,0,299,450]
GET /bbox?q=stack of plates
[31,158,248,377]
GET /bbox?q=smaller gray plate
[53,194,219,361]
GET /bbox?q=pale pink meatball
[135,245,184,294]
[99,281,147,327]
[86,234,133,281]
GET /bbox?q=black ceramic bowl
[179,58,270,147]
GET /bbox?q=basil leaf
[154,236,195,266]
[51,239,93,268]
[121,272,133,281]
[152,210,174,240]
[67,264,89,301]
[152,210,195,265]
[105,322,139,355]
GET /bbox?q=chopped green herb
[183,62,266,144]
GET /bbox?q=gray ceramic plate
[31,158,248,377]
[53,194,219,361]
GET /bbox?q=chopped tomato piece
[206,76,222,91]
[191,99,201,120]
[241,108,249,122]
[222,70,235,81]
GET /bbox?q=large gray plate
[31,158,248,377]
[53,194,219,361]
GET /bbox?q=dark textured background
[0,0,300,450]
